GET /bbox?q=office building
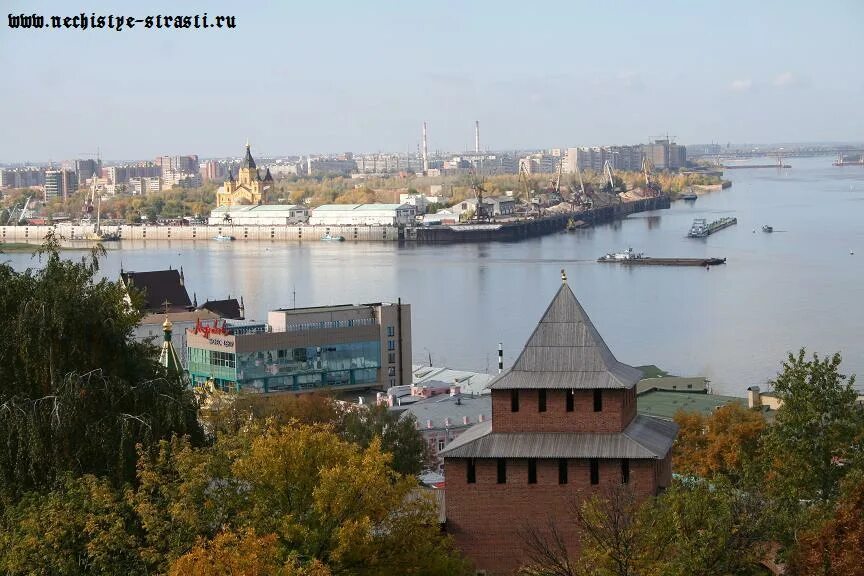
[186,301,412,394]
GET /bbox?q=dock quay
[724,164,791,169]
[688,217,737,238]
[598,257,726,267]
[0,196,670,246]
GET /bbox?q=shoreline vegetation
[1,169,728,224]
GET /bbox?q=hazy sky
[2,0,862,162]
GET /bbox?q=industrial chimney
[422,121,429,174]
[475,120,480,154]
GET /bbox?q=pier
[0,196,671,246]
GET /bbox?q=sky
[1,0,863,162]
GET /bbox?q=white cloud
[730,79,752,92]
[773,72,795,87]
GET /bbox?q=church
[441,271,678,575]
[216,143,273,207]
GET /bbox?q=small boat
[213,235,235,241]
[762,225,773,233]
[99,231,121,241]
[680,192,697,201]
[321,234,345,242]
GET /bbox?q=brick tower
[441,271,678,575]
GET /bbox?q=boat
[566,217,577,231]
[321,234,345,242]
[597,247,647,262]
[762,225,773,233]
[688,217,737,238]
[213,235,235,241]
[99,231,121,241]
[680,192,698,201]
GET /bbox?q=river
[4,156,863,395]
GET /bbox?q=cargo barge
[597,248,726,267]
[688,217,737,238]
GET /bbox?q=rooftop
[121,269,191,313]
[637,390,744,421]
[312,203,410,212]
[489,281,643,390]
[441,414,678,460]
[399,393,491,431]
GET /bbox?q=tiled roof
[199,298,243,320]
[490,283,642,390]
[440,415,678,460]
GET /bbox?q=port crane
[641,157,662,197]
[518,163,540,217]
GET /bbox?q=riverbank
[0,196,671,246]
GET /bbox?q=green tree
[763,349,862,503]
[0,235,202,493]
[0,474,144,575]
[341,403,431,476]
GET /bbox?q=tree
[673,403,765,486]
[132,422,470,576]
[340,403,431,476]
[0,234,202,493]
[787,473,864,576]
[168,528,332,576]
[762,349,862,503]
[0,474,144,575]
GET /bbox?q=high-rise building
[644,139,686,170]
[75,159,101,182]
[0,168,45,189]
[43,169,78,201]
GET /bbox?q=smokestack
[422,121,429,174]
[475,120,480,154]
[498,342,503,374]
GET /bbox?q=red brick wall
[491,389,636,434]
[446,457,661,575]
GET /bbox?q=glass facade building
[185,301,410,394]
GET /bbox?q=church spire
[242,142,256,169]
[159,316,183,377]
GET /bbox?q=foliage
[762,349,862,503]
[169,528,332,576]
[673,403,765,486]
[137,421,470,576]
[0,473,145,575]
[0,234,202,493]
[787,473,864,576]
[341,403,431,476]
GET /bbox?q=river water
[4,156,863,395]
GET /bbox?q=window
[387,339,395,351]
[467,459,476,484]
[558,459,568,484]
[388,352,396,364]
[590,459,599,485]
[511,389,520,412]
[538,389,547,412]
[438,439,445,452]
[593,389,603,412]
[497,459,507,484]
[388,366,396,377]
[389,378,396,386]
[386,325,395,337]
[621,459,630,484]
[528,459,537,484]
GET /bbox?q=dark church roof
[242,144,256,170]
[199,298,244,320]
[489,281,643,390]
[440,415,678,460]
[121,269,192,313]
[263,167,273,181]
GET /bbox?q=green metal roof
[637,390,743,421]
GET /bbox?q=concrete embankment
[0,196,670,246]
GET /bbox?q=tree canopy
[0,235,202,493]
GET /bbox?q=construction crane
[518,163,539,217]
[18,195,32,224]
[642,157,661,197]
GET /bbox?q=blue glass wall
[189,340,381,393]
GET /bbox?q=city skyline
[2,0,862,162]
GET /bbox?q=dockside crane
[642,157,661,197]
